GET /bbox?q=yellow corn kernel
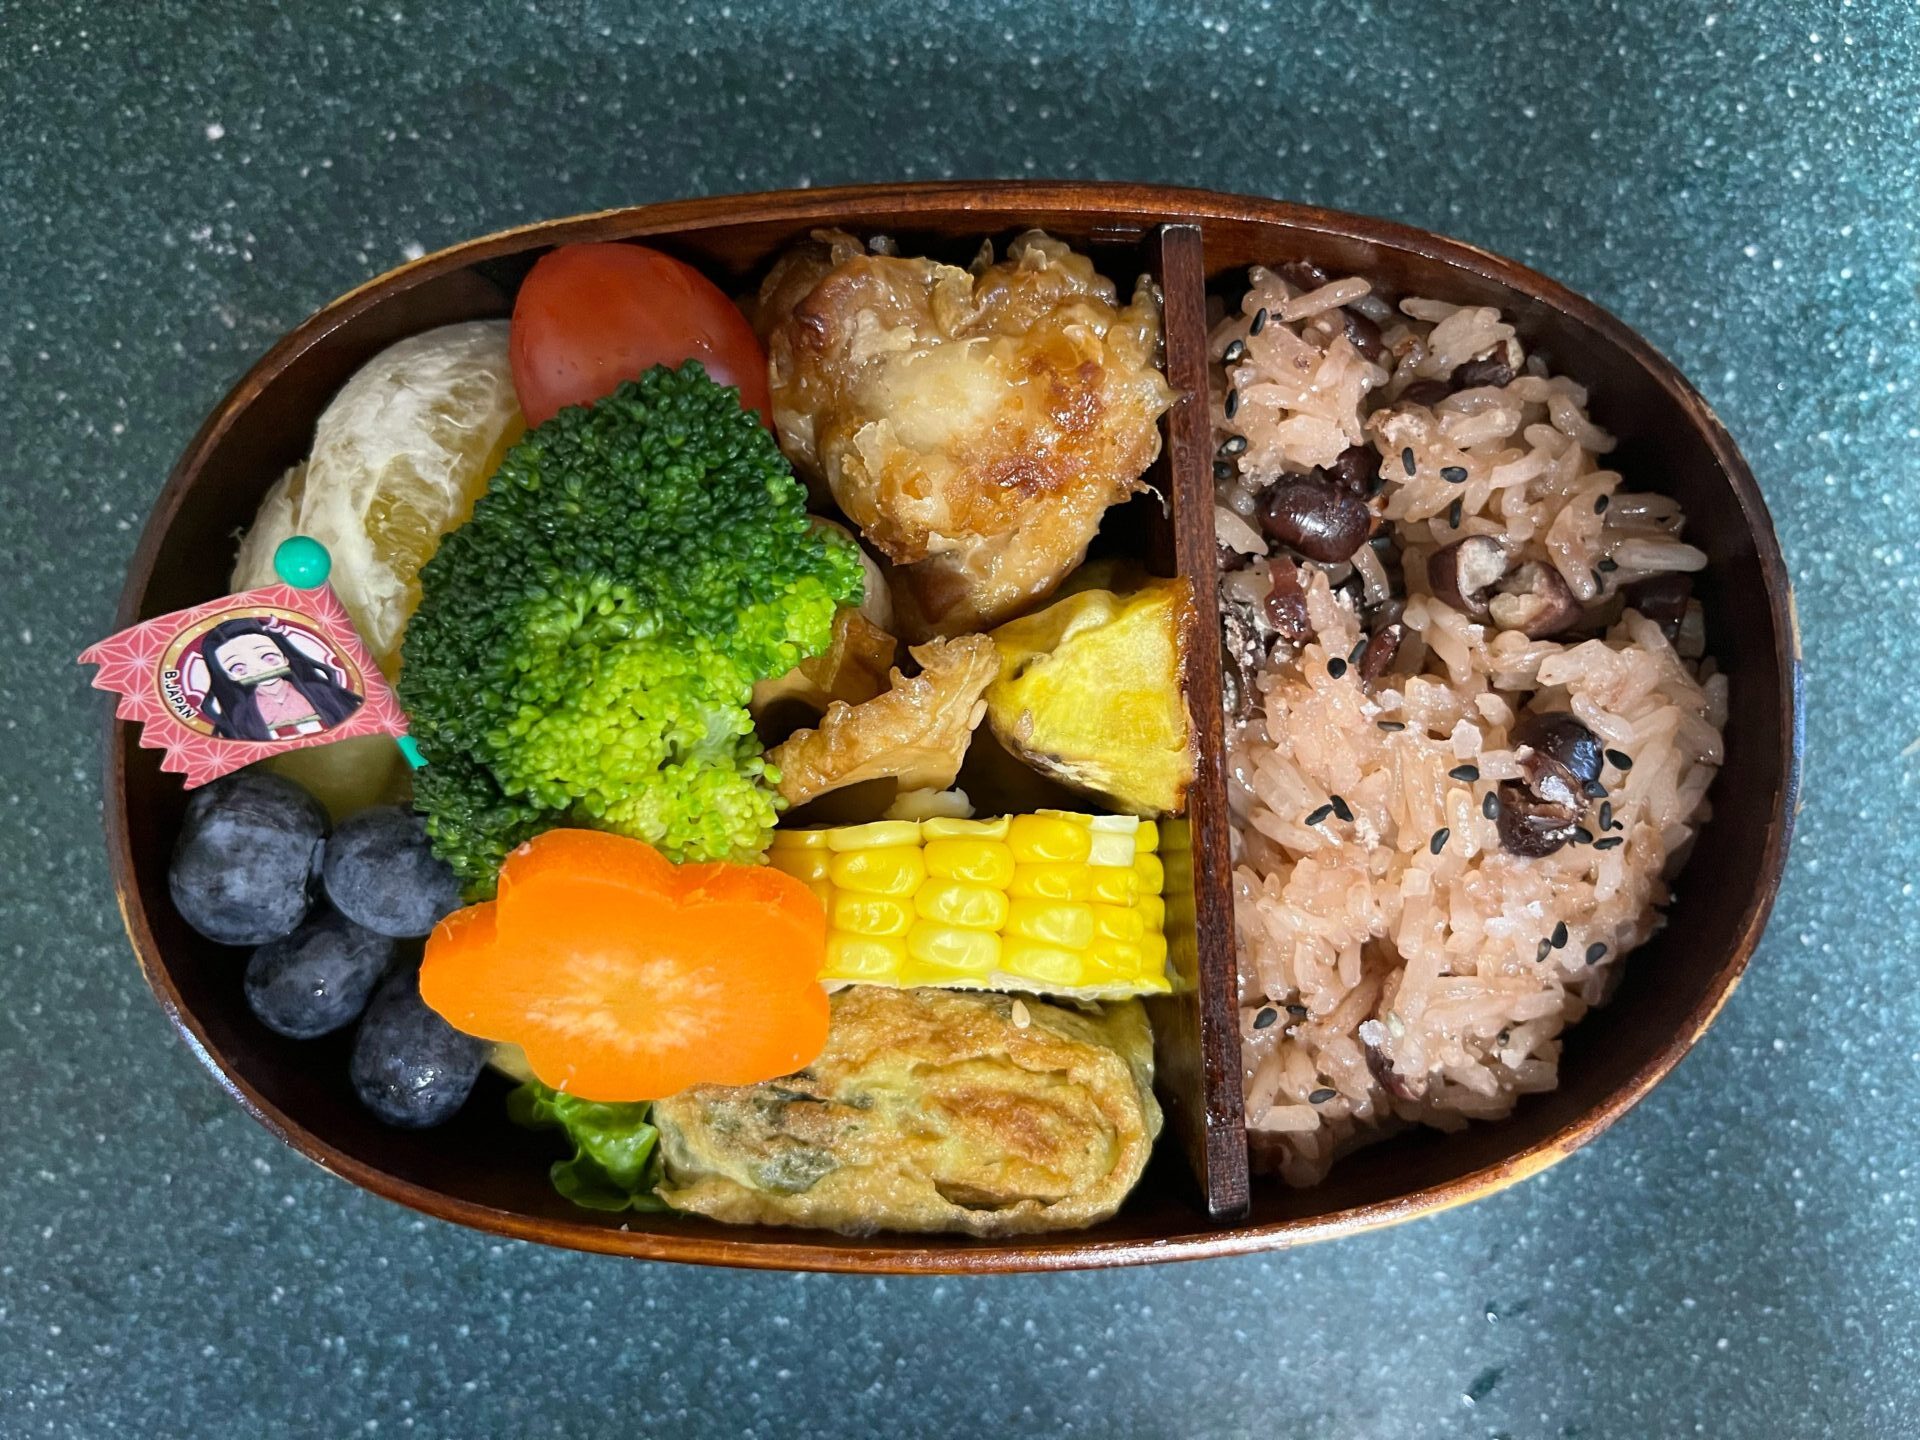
[905,921,1000,976]
[1091,903,1144,944]
[767,847,832,885]
[1088,938,1144,976]
[1136,893,1166,934]
[771,827,830,849]
[915,880,1009,931]
[923,838,1016,888]
[1087,866,1138,906]
[825,820,923,852]
[1007,814,1092,864]
[1133,852,1166,896]
[1008,862,1092,902]
[1141,932,1169,970]
[1000,937,1089,987]
[829,846,926,897]
[920,815,1010,841]
[1082,813,1142,868]
[808,880,835,911]
[1006,897,1095,950]
[824,933,908,980]
[1134,821,1160,853]
[830,891,913,938]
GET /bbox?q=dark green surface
[5,2,1918,1435]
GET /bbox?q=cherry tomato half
[509,243,772,428]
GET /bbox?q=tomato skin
[509,243,772,428]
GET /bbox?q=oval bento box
[105,182,1801,1272]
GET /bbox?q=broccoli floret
[399,363,864,893]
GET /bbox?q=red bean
[1324,444,1379,495]
[1258,474,1374,564]
[1495,782,1580,858]
[1359,622,1404,686]
[1342,309,1387,364]
[1263,557,1314,642]
[1397,379,1453,409]
[1450,355,1516,389]
[1426,536,1509,620]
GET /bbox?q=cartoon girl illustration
[196,616,364,741]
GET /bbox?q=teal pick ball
[272,535,333,589]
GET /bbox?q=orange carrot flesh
[420,829,829,1102]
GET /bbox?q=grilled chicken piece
[766,633,997,808]
[753,229,1176,639]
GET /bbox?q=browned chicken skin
[753,229,1176,639]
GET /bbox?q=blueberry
[244,909,395,1039]
[322,806,464,938]
[169,770,326,946]
[349,971,486,1128]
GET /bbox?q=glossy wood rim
[105,181,1801,1272]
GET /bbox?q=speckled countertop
[4,3,1917,1435]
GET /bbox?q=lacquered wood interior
[107,183,1799,1272]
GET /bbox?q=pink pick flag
[79,580,409,788]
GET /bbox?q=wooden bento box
[104,182,1801,1272]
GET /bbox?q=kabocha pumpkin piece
[984,578,1196,817]
[419,829,830,1102]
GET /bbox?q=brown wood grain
[105,182,1801,1272]
[1145,224,1250,1221]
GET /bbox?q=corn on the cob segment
[770,811,1170,999]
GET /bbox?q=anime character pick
[79,537,419,788]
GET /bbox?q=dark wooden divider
[1145,223,1249,1222]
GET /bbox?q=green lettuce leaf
[507,1081,669,1213]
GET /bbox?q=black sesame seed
[1305,803,1334,826]
[1605,748,1633,770]
[1225,388,1240,419]
[1582,778,1609,799]
[1598,801,1614,830]
[1328,657,1349,679]
[1591,567,1606,592]
[1215,460,1236,481]
[1286,1003,1310,1019]
[1593,836,1625,850]
[1441,465,1468,484]
[1330,794,1354,823]
[1377,721,1407,732]
[1482,791,1501,819]
[1401,446,1416,477]
[1429,827,1450,855]
[1349,637,1368,666]
[1253,1007,1278,1030]
[1535,938,1553,963]
[1250,307,1268,335]
[1551,921,1569,949]
[1585,942,1608,965]
[1221,434,1248,455]
[1449,764,1481,782]
[1448,497,1464,528]
[1598,557,1619,573]
[1308,1087,1337,1104]
[1594,493,1610,514]
[1223,339,1247,364]
[1570,825,1595,845]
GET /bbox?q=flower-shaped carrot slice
[420,829,829,1102]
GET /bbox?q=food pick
[79,536,419,787]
